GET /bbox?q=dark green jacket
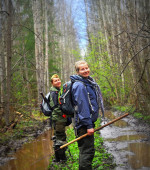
[50,86,67,123]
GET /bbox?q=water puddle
[101,111,150,170]
[0,130,53,170]
[107,134,147,142]
[127,143,150,169]
[105,110,128,127]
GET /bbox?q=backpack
[59,81,75,117]
[40,92,58,116]
[59,80,92,117]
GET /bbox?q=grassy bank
[48,118,116,170]
[0,113,47,145]
[113,105,150,124]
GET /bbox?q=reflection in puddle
[102,111,150,170]
[113,120,128,127]
[107,134,147,142]
[127,143,150,169]
[0,130,53,170]
[105,111,128,127]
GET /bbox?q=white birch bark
[32,0,44,104]
[44,0,49,93]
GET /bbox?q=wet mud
[1,111,150,170]
[101,111,150,170]
[0,119,53,170]
[0,129,53,170]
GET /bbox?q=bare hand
[87,128,94,136]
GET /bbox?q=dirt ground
[100,111,150,170]
[1,112,150,169]
[0,119,50,166]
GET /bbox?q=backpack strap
[73,80,94,114]
[49,90,59,110]
[48,90,60,128]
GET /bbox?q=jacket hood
[70,75,88,85]
[70,75,97,87]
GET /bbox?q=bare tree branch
[120,43,150,75]
[13,24,43,42]
[0,11,10,15]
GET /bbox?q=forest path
[101,110,150,170]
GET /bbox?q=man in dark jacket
[70,60,104,170]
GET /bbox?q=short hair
[51,74,60,83]
[75,60,88,72]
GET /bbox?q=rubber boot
[53,145,60,162]
[58,148,67,162]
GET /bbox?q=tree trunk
[5,0,13,125]
[44,0,49,93]
[32,0,44,105]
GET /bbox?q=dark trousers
[53,121,66,142]
[77,126,95,170]
[53,121,67,162]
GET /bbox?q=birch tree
[44,0,49,93]
[83,0,150,112]
[32,0,44,104]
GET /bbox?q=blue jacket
[70,75,100,129]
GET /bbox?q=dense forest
[0,0,150,127]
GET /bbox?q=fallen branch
[0,112,24,133]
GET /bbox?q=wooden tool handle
[60,113,129,149]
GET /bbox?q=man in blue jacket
[70,60,104,170]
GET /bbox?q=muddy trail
[0,120,53,170]
[0,111,150,170]
[101,111,150,170]
[0,129,53,170]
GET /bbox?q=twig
[120,43,150,75]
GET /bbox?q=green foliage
[92,119,115,169]
[49,57,61,74]
[48,118,115,169]
[13,129,24,139]
[84,31,134,106]
[10,0,37,114]
[133,112,143,119]
[143,115,150,122]
[113,105,150,123]
[72,49,82,60]
[85,32,120,105]
[113,105,135,113]
[16,120,34,128]
[133,113,150,123]
[0,119,41,145]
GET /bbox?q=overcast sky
[66,0,87,56]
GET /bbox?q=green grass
[48,118,115,169]
[143,115,150,122]
[113,105,135,113]
[133,112,143,119]
[113,105,150,124]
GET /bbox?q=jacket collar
[50,86,60,91]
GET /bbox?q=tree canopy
[0,0,150,126]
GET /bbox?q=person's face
[52,78,61,88]
[78,63,90,78]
